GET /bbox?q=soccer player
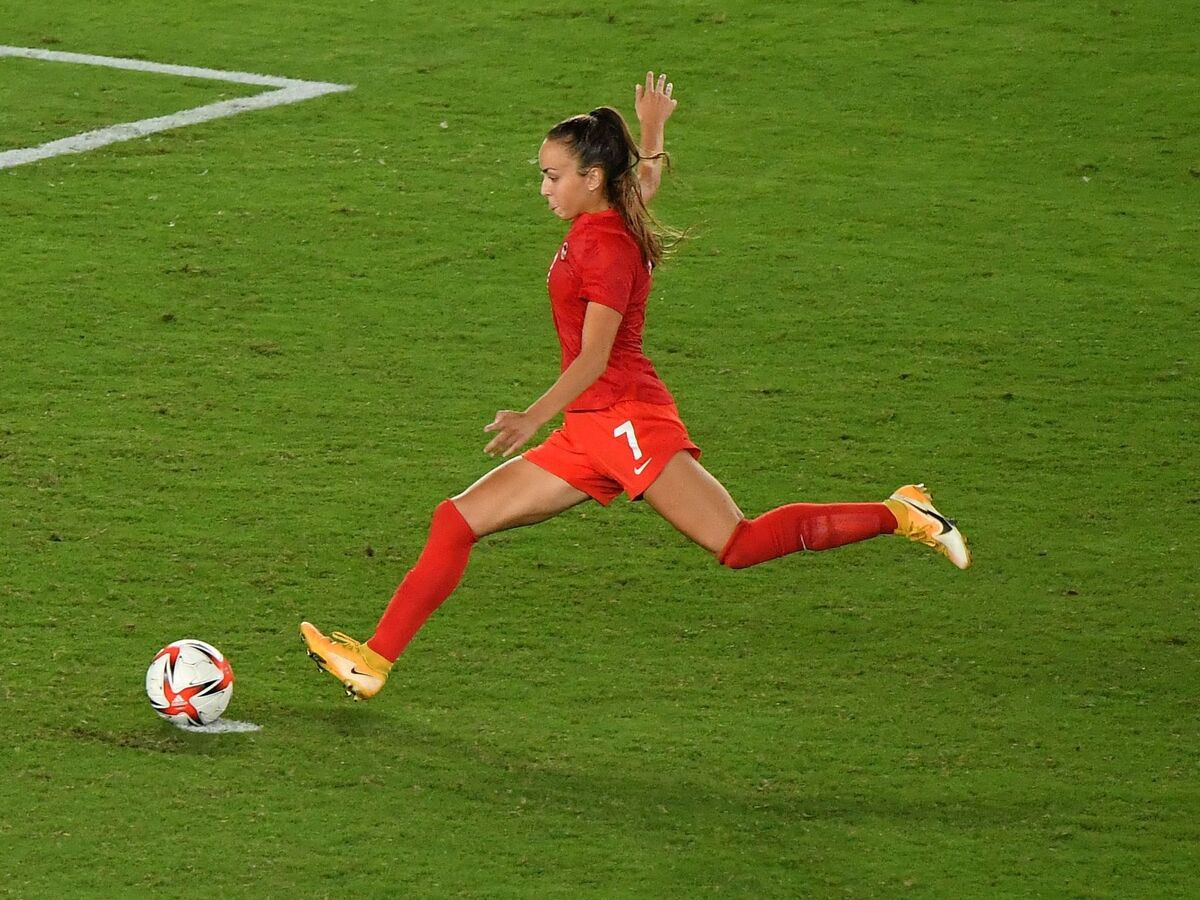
[301,72,971,700]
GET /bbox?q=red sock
[718,503,897,570]
[366,499,478,661]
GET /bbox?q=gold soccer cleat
[885,483,972,570]
[299,622,392,700]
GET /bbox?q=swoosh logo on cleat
[349,666,373,678]
[903,499,954,535]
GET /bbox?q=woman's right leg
[366,458,589,661]
[301,459,589,698]
[450,456,591,538]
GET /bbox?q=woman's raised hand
[635,71,677,130]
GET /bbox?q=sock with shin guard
[366,499,478,662]
[718,502,898,570]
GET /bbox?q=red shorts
[523,400,701,505]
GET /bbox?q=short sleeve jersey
[546,209,675,412]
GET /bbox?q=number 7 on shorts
[613,419,644,461]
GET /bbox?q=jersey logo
[547,241,569,283]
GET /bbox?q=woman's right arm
[482,302,623,458]
[635,71,677,204]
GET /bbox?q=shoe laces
[899,520,939,548]
[893,503,940,547]
[330,631,389,676]
[330,632,364,652]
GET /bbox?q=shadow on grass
[289,703,1039,838]
[66,723,255,755]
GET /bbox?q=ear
[585,166,604,192]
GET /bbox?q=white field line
[0,45,353,169]
[176,718,262,734]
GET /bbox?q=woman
[301,72,970,700]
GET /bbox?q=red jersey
[546,209,675,412]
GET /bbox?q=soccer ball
[146,639,235,726]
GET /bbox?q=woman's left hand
[483,410,540,458]
[635,71,677,130]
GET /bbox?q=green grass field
[2,1,1197,896]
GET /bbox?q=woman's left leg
[642,452,899,568]
[640,452,745,554]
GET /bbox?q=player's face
[539,139,606,219]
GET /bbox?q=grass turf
[1,1,1197,896]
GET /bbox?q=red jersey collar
[572,208,621,226]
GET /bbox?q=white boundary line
[0,45,353,170]
[177,718,262,734]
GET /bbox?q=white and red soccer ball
[146,639,235,726]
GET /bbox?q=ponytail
[546,106,679,268]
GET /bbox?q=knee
[716,518,753,569]
[436,499,480,545]
[448,489,500,539]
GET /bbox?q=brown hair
[546,106,675,267]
